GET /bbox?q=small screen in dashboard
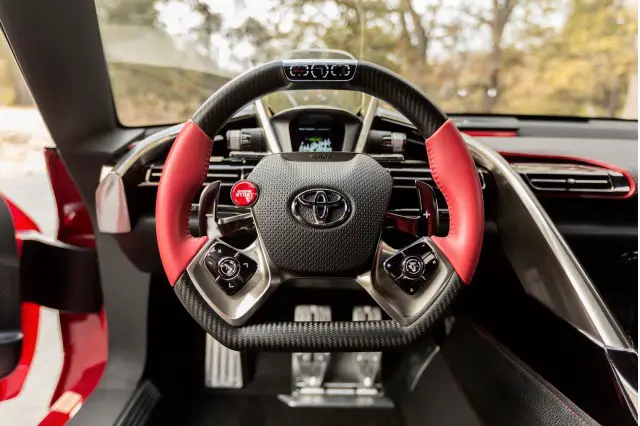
[298,127,333,152]
[290,114,344,152]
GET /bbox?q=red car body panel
[0,197,41,401]
[38,149,107,425]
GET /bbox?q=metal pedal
[292,305,331,388]
[353,306,382,388]
[279,305,393,409]
[205,333,243,388]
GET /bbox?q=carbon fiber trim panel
[174,271,461,351]
[192,60,448,140]
[193,61,288,138]
[348,62,446,137]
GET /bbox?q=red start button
[230,181,259,207]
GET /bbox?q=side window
[0,31,55,236]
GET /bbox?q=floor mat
[148,394,404,426]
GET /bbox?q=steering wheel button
[383,253,404,279]
[421,253,439,278]
[402,241,430,258]
[402,256,424,278]
[218,257,240,279]
[236,253,258,283]
[310,63,329,79]
[208,243,237,262]
[218,276,246,296]
[289,64,309,78]
[396,276,427,295]
[204,256,219,276]
[231,180,259,207]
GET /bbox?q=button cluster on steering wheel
[204,242,258,295]
[383,241,439,295]
[282,60,357,82]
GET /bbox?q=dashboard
[99,103,638,337]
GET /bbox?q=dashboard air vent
[141,159,255,187]
[385,162,487,190]
[512,163,630,195]
[384,162,487,215]
[387,164,434,189]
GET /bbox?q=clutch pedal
[205,334,243,388]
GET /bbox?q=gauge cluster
[270,107,362,153]
[290,113,344,152]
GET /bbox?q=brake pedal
[292,305,331,388]
[204,334,243,388]
[353,306,382,387]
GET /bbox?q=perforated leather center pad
[248,152,393,275]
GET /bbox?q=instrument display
[290,113,345,152]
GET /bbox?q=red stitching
[184,136,213,237]
[472,325,595,426]
[426,137,455,237]
[183,123,213,238]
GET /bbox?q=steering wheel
[156,60,484,351]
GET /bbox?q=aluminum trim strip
[355,97,379,153]
[254,98,281,153]
[463,133,631,350]
[95,124,183,233]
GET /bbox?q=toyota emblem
[291,189,350,228]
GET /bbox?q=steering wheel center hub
[247,152,392,275]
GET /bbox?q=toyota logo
[291,189,350,228]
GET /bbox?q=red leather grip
[156,120,211,285]
[427,120,484,284]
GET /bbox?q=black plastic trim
[114,381,161,426]
[0,1,151,423]
[21,237,102,313]
[0,197,21,379]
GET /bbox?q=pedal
[204,334,243,388]
[279,305,393,409]
[292,305,331,388]
[353,306,382,388]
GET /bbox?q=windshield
[96,0,639,126]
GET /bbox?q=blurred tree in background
[0,32,33,106]
[1,0,638,123]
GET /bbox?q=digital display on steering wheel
[290,113,345,152]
